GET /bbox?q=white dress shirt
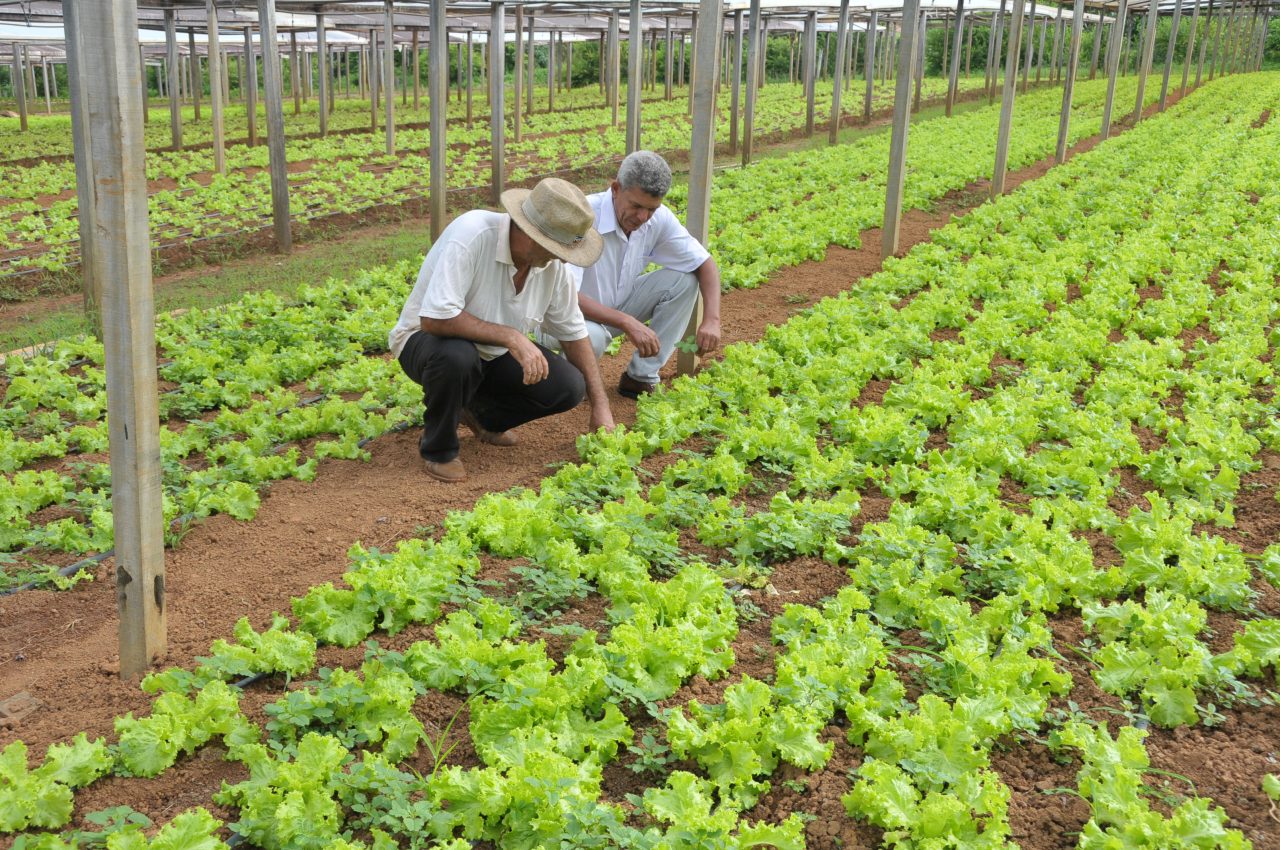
[389,210,588,361]
[570,190,711,310]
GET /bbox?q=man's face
[611,182,664,236]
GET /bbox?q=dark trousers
[397,331,585,462]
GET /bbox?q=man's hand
[589,405,616,432]
[696,318,722,356]
[624,318,661,358]
[509,335,550,385]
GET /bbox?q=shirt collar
[497,215,515,266]
[596,191,621,237]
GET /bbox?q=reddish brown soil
[3,102,1277,849]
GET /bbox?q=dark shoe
[459,409,519,447]
[618,372,658,400]
[424,457,467,482]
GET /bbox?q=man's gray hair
[616,150,673,199]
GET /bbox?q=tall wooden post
[804,11,817,135]
[1131,9,1157,123]
[829,0,850,142]
[665,17,674,99]
[609,11,621,126]
[679,0,723,377]
[430,0,448,238]
[946,1,965,115]
[1182,0,1204,92]
[490,2,505,205]
[626,0,644,151]
[991,0,1025,197]
[1159,0,1184,110]
[1056,0,1085,163]
[743,0,761,164]
[66,0,166,679]
[207,0,226,174]
[467,29,475,127]
[384,2,395,154]
[164,10,182,147]
[257,0,291,253]
[883,0,922,259]
[317,15,329,135]
[865,11,879,119]
[1089,13,1104,78]
[245,27,259,144]
[1100,0,1128,139]
[526,13,535,115]
[411,28,421,109]
[731,9,743,152]
[290,30,301,113]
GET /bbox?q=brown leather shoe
[459,409,519,447]
[423,457,467,482]
[618,372,658,400]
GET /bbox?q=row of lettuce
[0,76,982,275]
[3,71,1279,849]
[0,73,1157,590]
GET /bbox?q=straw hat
[501,178,604,267]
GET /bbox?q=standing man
[389,178,613,483]
[565,150,722,397]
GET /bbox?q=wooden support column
[742,0,761,163]
[883,0,921,259]
[1197,0,1215,86]
[66,0,166,678]
[609,11,621,126]
[1056,0,1085,163]
[1159,0,1185,109]
[547,28,555,111]
[245,27,259,145]
[965,14,975,76]
[947,0,965,115]
[913,10,925,112]
[490,1,505,205]
[688,12,698,115]
[665,17,674,99]
[317,15,329,135]
[1182,0,1204,92]
[829,0,850,142]
[257,0,291,253]
[803,10,817,135]
[1131,9,1158,122]
[290,31,301,113]
[731,9,743,152]
[139,46,149,126]
[1035,6,1049,81]
[384,2,395,154]
[626,0,644,151]
[165,11,182,147]
[412,29,421,109]
[1022,0,1036,93]
[207,1,226,174]
[990,0,1008,103]
[1100,0,1129,139]
[370,29,379,131]
[41,55,51,114]
[526,14,535,115]
[991,0,1026,197]
[66,5,100,320]
[513,6,523,141]
[1089,15,1104,79]
[467,30,475,126]
[1049,7,1062,81]
[864,11,878,119]
[679,0,723,377]
[430,0,448,238]
[188,29,201,120]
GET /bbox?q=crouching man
[557,150,723,398]
[389,178,614,483]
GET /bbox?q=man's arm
[421,314,549,385]
[577,292,660,358]
[694,256,722,355]
[561,337,616,431]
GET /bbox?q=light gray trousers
[555,267,700,383]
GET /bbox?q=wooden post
[679,0,723,377]
[1089,15,1103,79]
[1159,0,1184,110]
[490,1,505,205]
[804,11,817,135]
[1182,0,1203,92]
[41,55,51,114]
[370,29,379,130]
[665,17,674,99]
[1056,0,1085,163]
[207,1,226,175]
[384,3,395,153]
[526,14,535,115]
[829,0,850,142]
[317,15,329,135]
[257,0,291,253]
[990,0,1007,103]
[430,0,448,238]
[1035,6,1048,81]
[688,12,698,115]
[139,46,149,126]
[547,28,555,111]
[290,30,301,113]
[883,0,921,259]
[1049,7,1062,81]
[412,28,420,109]
[165,10,182,147]
[731,9,743,152]
[913,9,925,112]
[66,5,100,323]
[609,11,621,126]
[947,0,965,115]
[66,0,166,679]
[512,5,522,140]
[965,13,975,77]
[245,27,258,144]
[467,29,475,127]
[1198,0,1215,86]
[864,11,879,119]
[743,0,761,163]
[1131,9,1157,122]
[1100,0,1128,139]
[991,0,1025,197]
[626,0,644,151]
[1022,0,1036,93]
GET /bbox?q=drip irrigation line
[0,549,112,597]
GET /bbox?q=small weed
[627,731,675,776]
[784,292,810,305]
